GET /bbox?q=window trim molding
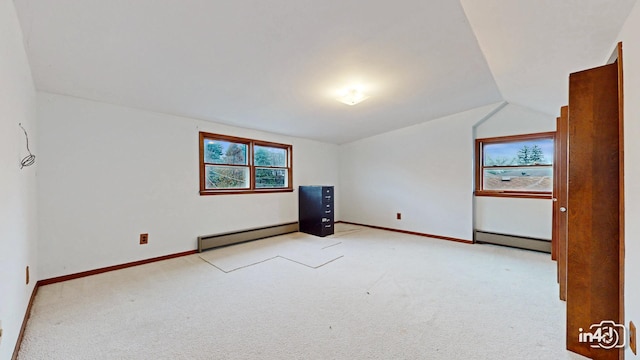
[475,131,555,199]
[199,132,293,195]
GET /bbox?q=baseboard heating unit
[474,230,551,253]
[198,222,299,252]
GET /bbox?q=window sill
[474,191,552,200]
[200,188,294,196]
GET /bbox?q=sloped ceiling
[460,0,635,116]
[13,0,636,144]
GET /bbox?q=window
[199,132,293,195]
[475,132,554,199]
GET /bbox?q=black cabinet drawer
[322,187,334,204]
[321,222,334,236]
[303,222,335,237]
[321,216,334,224]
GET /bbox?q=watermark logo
[578,321,626,349]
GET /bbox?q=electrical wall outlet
[140,233,148,245]
[630,321,637,355]
[396,213,402,220]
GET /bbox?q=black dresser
[298,186,334,237]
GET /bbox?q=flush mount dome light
[336,88,369,106]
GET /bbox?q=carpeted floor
[18,224,588,359]
[198,231,344,272]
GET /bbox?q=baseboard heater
[198,222,299,252]
[474,230,551,253]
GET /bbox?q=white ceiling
[460,0,635,116]
[13,0,636,144]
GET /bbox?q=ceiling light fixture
[336,88,369,106]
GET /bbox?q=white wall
[474,103,556,239]
[339,103,502,241]
[37,92,339,279]
[613,3,640,358]
[0,1,38,358]
[474,197,552,239]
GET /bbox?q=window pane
[483,167,552,192]
[203,140,247,165]
[255,168,287,188]
[205,165,249,189]
[254,145,286,167]
[484,138,553,166]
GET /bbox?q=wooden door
[565,62,622,359]
[553,106,568,301]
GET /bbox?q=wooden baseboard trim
[12,284,39,360]
[336,221,473,244]
[38,250,198,286]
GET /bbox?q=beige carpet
[198,231,343,272]
[18,224,588,360]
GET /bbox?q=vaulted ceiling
[13,0,636,144]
